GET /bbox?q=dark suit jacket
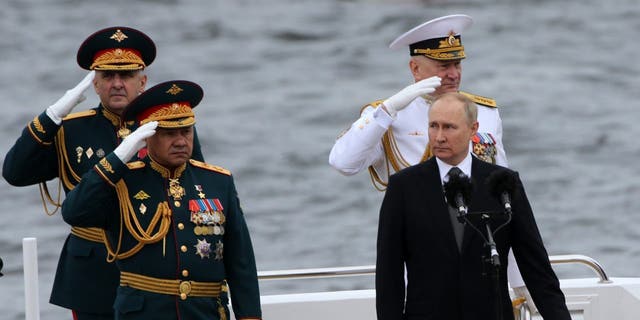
[376,156,570,320]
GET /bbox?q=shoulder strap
[459,91,497,108]
[189,159,231,176]
[63,110,97,121]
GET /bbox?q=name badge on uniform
[472,132,497,164]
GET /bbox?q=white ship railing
[258,254,612,320]
[258,254,610,282]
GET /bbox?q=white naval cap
[389,14,473,61]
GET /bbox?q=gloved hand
[513,285,538,314]
[382,76,441,117]
[113,121,158,163]
[45,71,95,125]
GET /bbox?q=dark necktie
[447,167,465,251]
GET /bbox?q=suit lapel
[461,157,486,253]
[420,158,461,256]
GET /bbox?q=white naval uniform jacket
[329,94,508,183]
[329,94,527,288]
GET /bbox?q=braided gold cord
[104,180,172,262]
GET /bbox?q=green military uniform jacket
[2,106,205,315]
[61,153,262,320]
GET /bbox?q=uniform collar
[148,156,187,179]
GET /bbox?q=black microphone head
[444,170,473,207]
[486,168,517,200]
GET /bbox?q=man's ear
[470,121,479,138]
[409,59,420,80]
[139,74,148,92]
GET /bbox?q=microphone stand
[483,215,502,320]
[461,211,506,320]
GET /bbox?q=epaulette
[459,91,497,108]
[126,161,146,170]
[63,110,97,121]
[360,99,385,115]
[189,159,231,176]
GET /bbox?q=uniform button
[181,245,187,252]
[178,223,184,230]
[182,269,189,277]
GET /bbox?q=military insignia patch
[194,238,211,259]
[86,147,94,159]
[76,146,83,163]
[134,190,151,200]
[472,132,497,164]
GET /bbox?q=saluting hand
[114,121,158,163]
[45,70,96,124]
[382,76,441,117]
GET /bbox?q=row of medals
[167,179,226,236]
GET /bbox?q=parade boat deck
[248,254,640,320]
[20,241,640,319]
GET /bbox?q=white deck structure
[253,255,640,320]
[21,240,640,319]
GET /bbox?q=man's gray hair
[432,92,477,125]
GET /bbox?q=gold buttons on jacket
[182,269,189,277]
[178,223,184,230]
[181,245,187,252]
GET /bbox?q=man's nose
[112,74,125,87]
[174,136,188,146]
[434,129,446,142]
[443,65,460,79]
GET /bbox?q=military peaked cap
[77,26,156,70]
[389,14,473,61]
[122,80,203,129]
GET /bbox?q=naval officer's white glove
[45,71,96,125]
[382,76,441,117]
[513,285,538,314]
[113,121,158,163]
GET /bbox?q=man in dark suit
[375,92,571,320]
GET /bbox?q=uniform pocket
[114,287,144,314]
[67,235,94,257]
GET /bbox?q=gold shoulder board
[360,99,385,115]
[63,110,97,121]
[126,161,145,170]
[459,91,497,108]
[189,159,231,176]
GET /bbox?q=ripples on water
[1,0,639,318]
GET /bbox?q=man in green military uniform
[2,27,204,319]
[61,80,262,320]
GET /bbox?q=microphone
[486,169,517,215]
[443,168,473,221]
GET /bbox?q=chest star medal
[194,238,211,259]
